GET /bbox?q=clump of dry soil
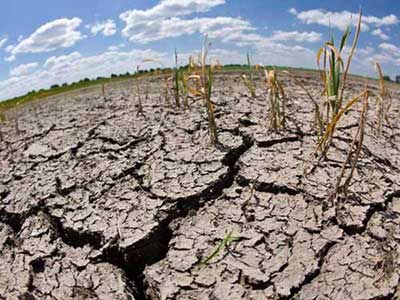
[1,71,400,300]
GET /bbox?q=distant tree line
[381,75,400,83]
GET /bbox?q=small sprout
[264,69,287,132]
[200,231,240,266]
[374,63,392,134]
[241,52,257,97]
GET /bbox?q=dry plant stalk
[136,76,144,115]
[101,82,106,100]
[164,77,172,108]
[180,74,190,109]
[180,53,194,109]
[241,53,257,98]
[335,90,369,194]
[375,63,392,134]
[136,58,166,114]
[283,71,324,136]
[265,69,287,132]
[135,64,145,116]
[314,10,362,157]
[173,49,181,108]
[187,37,220,146]
[315,90,368,159]
[13,109,21,136]
[0,109,5,142]
[303,10,368,182]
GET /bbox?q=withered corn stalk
[173,49,181,108]
[265,69,287,132]
[317,10,362,124]
[313,10,362,158]
[241,53,257,98]
[374,63,392,134]
[335,90,369,194]
[187,37,219,146]
[315,90,368,159]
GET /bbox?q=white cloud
[371,28,390,40]
[6,18,85,57]
[108,46,119,51]
[178,48,244,66]
[5,45,13,52]
[123,16,254,43]
[10,62,39,76]
[379,42,400,53]
[107,44,125,51]
[0,38,7,49]
[4,55,15,62]
[87,19,117,36]
[364,14,399,27]
[269,30,321,42]
[44,51,82,68]
[342,43,400,78]
[121,0,225,25]
[119,0,321,53]
[120,0,227,42]
[289,8,398,31]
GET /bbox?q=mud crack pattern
[1,72,400,299]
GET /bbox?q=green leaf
[200,231,240,266]
[339,26,350,52]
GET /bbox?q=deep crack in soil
[1,71,400,299]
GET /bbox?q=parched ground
[1,71,400,300]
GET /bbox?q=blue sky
[0,0,399,100]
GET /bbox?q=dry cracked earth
[1,71,400,300]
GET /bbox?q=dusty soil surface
[1,71,400,300]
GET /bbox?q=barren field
[1,70,400,300]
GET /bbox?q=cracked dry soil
[1,71,400,300]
